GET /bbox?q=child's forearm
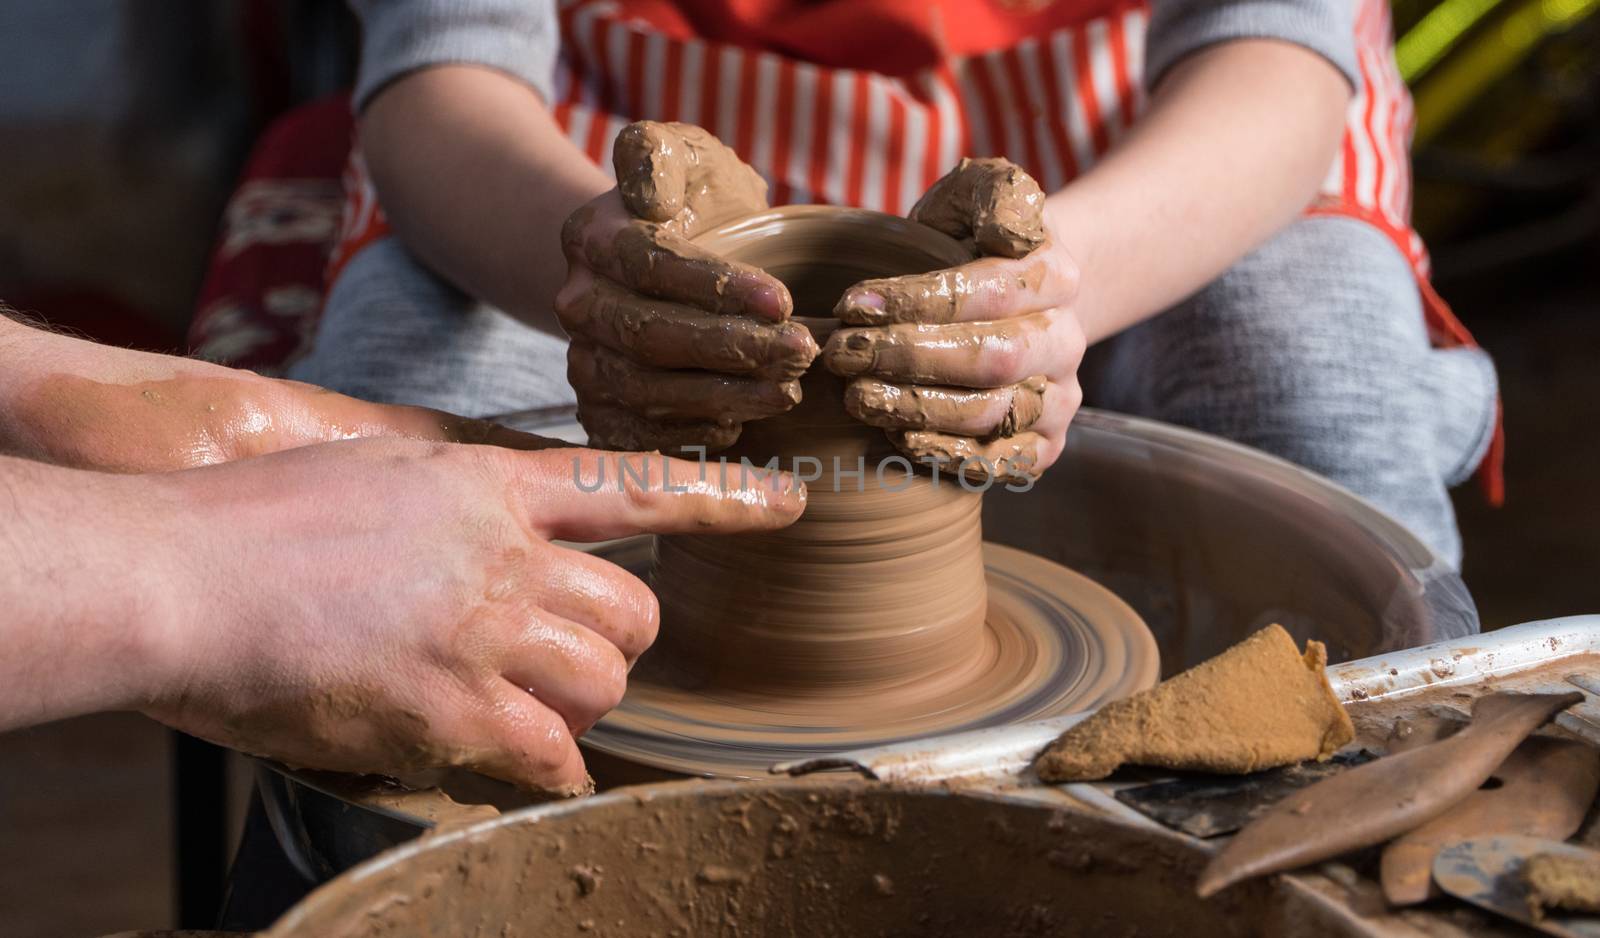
[360,65,613,336]
[1045,39,1352,344]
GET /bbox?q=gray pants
[290,216,1497,568]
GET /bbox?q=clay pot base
[584,538,1160,777]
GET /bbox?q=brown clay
[652,207,988,696]
[1197,691,1585,899]
[909,156,1047,259]
[558,278,818,379]
[891,428,1045,484]
[1522,850,1600,919]
[843,375,1047,437]
[1380,736,1600,906]
[568,343,802,425]
[265,779,1351,938]
[582,206,1157,776]
[612,121,770,234]
[1035,624,1354,782]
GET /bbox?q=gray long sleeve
[1145,0,1360,91]
[349,0,560,110]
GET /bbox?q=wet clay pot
[262,778,1388,938]
[650,206,987,693]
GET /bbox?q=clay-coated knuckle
[976,342,1028,388]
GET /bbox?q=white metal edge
[773,617,1600,783]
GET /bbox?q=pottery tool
[1434,837,1600,937]
[1381,736,1599,905]
[1195,691,1584,898]
[1111,752,1375,838]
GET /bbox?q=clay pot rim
[695,204,973,276]
[693,205,973,339]
[265,776,1217,938]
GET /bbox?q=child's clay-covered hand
[822,159,1085,485]
[556,121,819,453]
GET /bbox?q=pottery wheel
[583,537,1160,777]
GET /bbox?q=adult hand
[820,159,1085,484]
[0,314,558,472]
[141,438,804,794]
[555,121,819,453]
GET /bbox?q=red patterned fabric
[187,95,352,375]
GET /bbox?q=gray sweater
[349,0,1359,113]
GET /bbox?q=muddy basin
[262,778,1385,938]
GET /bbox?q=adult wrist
[86,471,203,715]
[0,461,198,727]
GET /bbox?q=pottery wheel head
[584,537,1159,777]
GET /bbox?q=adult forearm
[1045,40,1351,344]
[0,457,181,728]
[360,65,613,336]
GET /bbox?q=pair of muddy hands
[558,121,1084,483]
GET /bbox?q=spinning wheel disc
[582,538,1160,777]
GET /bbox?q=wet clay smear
[1035,624,1354,782]
[1523,851,1600,920]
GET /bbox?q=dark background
[0,1,1595,934]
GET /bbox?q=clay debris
[1035,624,1354,781]
[1523,851,1600,920]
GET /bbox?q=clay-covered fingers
[834,249,1077,327]
[498,611,629,736]
[910,157,1047,259]
[535,544,659,664]
[512,448,806,542]
[843,375,1052,437]
[835,158,1065,328]
[559,122,803,458]
[612,120,769,234]
[462,679,592,795]
[822,310,1084,388]
[890,430,1054,486]
[575,404,742,454]
[561,200,791,321]
[560,276,818,378]
[569,342,801,424]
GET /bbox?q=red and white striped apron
[331,0,1503,500]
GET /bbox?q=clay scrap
[1034,624,1352,782]
[1523,850,1600,920]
